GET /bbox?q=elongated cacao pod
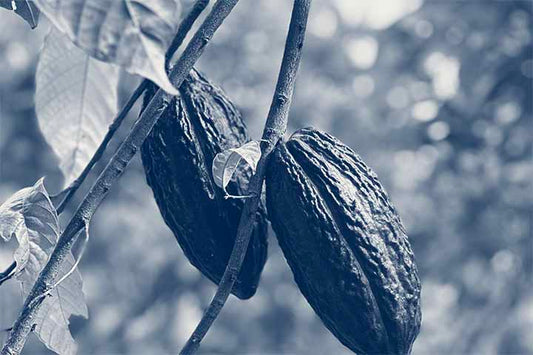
[140,69,268,299]
[266,127,421,354]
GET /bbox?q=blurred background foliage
[0,0,532,353]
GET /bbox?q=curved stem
[0,261,16,286]
[1,1,239,354]
[55,0,210,214]
[179,1,312,354]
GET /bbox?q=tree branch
[179,1,312,354]
[54,0,210,214]
[166,0,210,70]
[1,1,239,354]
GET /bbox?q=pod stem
[1,1,237,354]
[179,1,312,354]
[54,0,211,215]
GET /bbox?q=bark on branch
[55,0,210,214]
[1,1,239,354]
[179,1,312,353]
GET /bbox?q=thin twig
[0,262,16,286]
[54,0,210,214]
[1,1,239,354]
[179,1,312,354]
[166,0,210,70]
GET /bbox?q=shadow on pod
[266,127,421,354]
[141,69,268,300]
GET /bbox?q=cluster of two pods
[141,69,421,354]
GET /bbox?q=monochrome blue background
[0,0,531,353]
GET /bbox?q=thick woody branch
[179,1,312,354]
[1,1,239,354]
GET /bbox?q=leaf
[0,178,59,275]
[0,179,88,355]
[33,0,181,94]
[28,240,87,355]
[212,141,261,196]
[35,27,120,187]
[0,0,40,29]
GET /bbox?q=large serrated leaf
[35,27,120,187]
[0,179,88,355]
[33,0,181,94]
[0,0,40,29]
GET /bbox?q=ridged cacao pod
[140,69,268,299]
[266,127,421,354]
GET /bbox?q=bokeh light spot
[491,250,516,274]
[412,100,438,122]
[424,51,460,99]
[6,42,30,71]
[387,86,410,109]
[334,0,423,30]
[352,74,375,98]
[310,8,338,39]
[415,20,434,38]
[521,59,533,78]
[427,121,450,141]
[496,101,521,125]
[345,36,379,69]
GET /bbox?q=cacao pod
[266,127,421,354]
[140,69,268,300]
